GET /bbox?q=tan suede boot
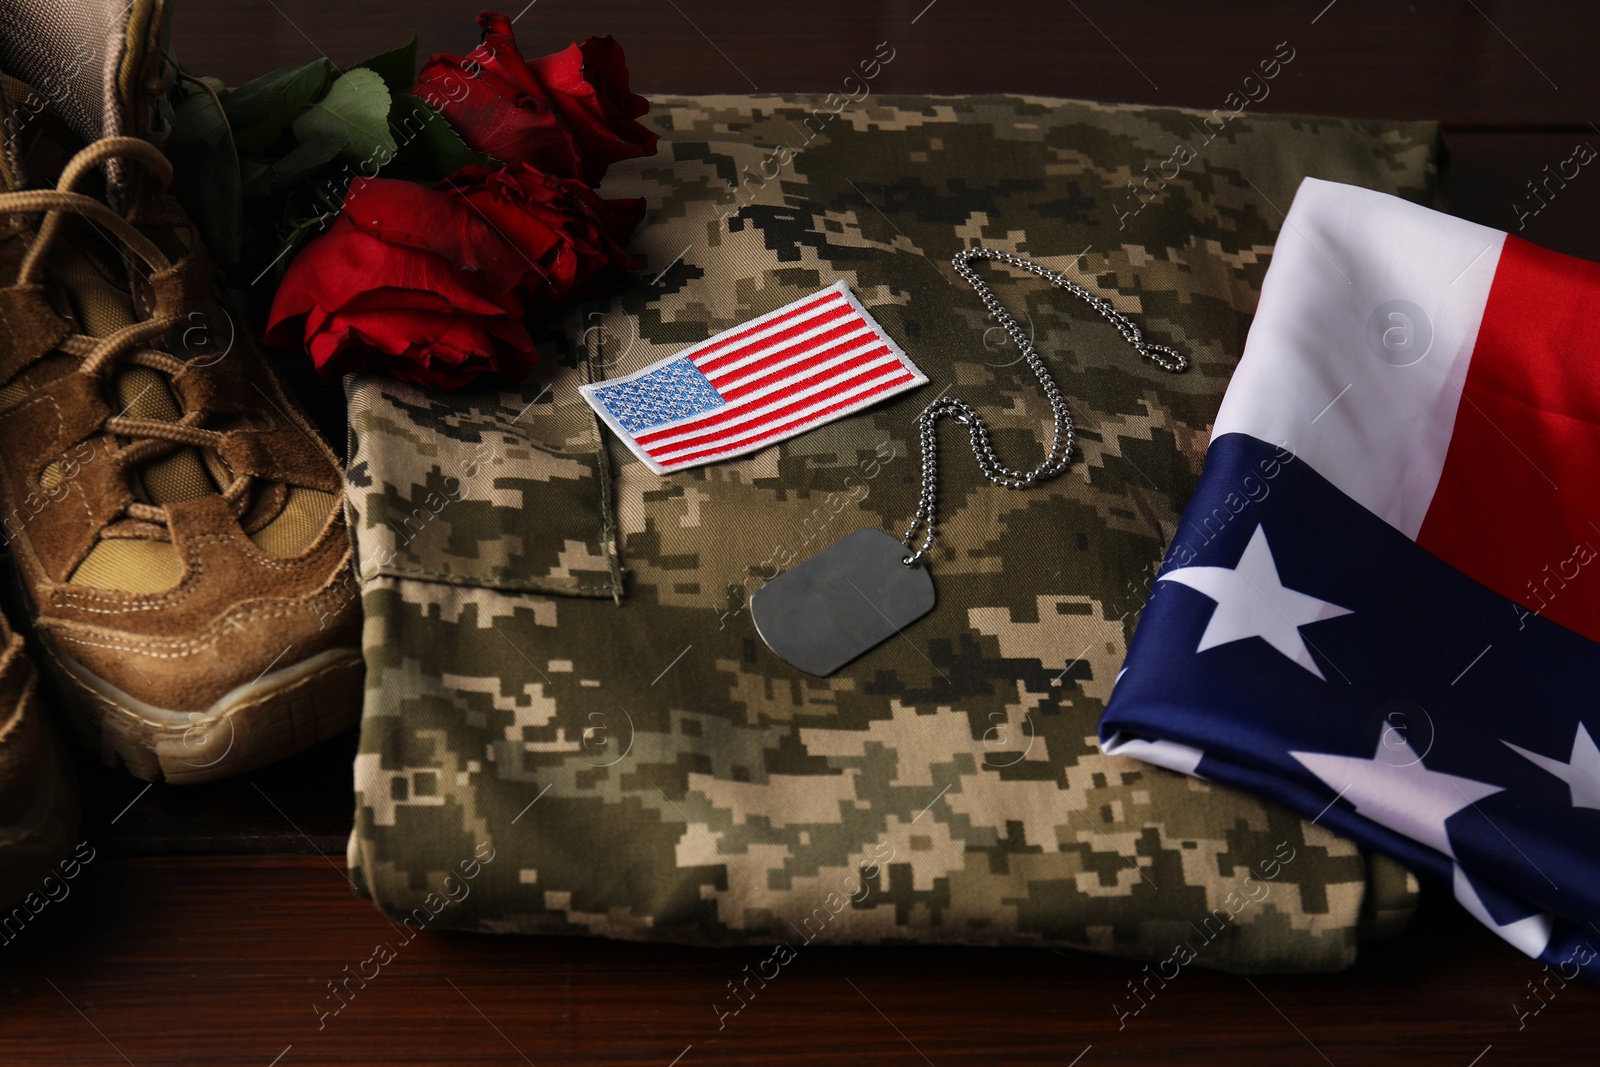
[0,609,78,917]
[0,0,362,783]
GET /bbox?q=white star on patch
[1504,722,1600,812]
[1291,733,1503,859]
[1158,524,1352,680]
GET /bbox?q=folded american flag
[580,281,925,473]
[1100,178,1600,981]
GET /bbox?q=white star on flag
[1291,733,1502,859]
[1451,863,1554,958]
[1158,524,1352,680]
[1504,722,1600,812]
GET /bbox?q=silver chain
[899,247,1189,566]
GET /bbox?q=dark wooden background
[4,1,1598,1064]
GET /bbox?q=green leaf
[278,138,347,185]
[349,34,418,97]
[167,89,243,265]
[290,67,397,165]
[168,81,230,152]
[383,93,496,181]
[224,58,333,154]
[238,137,342,201]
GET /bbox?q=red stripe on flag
[653,370,916,467]
[691,294,851,373]
[1416,234,1600,643]
[641,347,894,453]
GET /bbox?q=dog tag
[751,528,935,676]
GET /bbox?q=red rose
[414,12,657,186]
[266,165,646,391]
[528,37,657,184]
[265,176,538,390]
[447,162,645,307]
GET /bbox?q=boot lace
[0,136,251,524]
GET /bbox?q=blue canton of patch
[590,357,725,433]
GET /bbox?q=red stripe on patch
[692,296,851,374]
[645,349,895,456]
[633,340,890,447]
[655,370,915,467]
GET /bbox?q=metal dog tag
[750,528,936,676]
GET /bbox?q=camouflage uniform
[343,94,1441,971]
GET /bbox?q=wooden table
[4,2,1597,1063]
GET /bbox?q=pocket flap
[344,335,623,600]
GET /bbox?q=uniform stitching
[581,316,627,602]
[360,564,613,595]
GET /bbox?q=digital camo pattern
[343,320,622,600]
[344,94,1441,972]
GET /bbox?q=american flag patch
[580,281,926,474]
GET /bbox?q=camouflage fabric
[343,94,1443,972]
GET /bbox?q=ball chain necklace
[751,247,1188,676]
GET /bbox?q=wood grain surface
[3,857,1595,1066]
[2,2,1597,1064]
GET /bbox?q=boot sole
[37,638,364,785]
[0,673,80,912]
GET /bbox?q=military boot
[0,0,362,783]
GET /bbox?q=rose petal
[342,177,528,291]
[412,13,584,179]
[528,36,657,184]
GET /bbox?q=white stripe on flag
[1211,177,1505,537]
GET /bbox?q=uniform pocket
[342,329,623,602]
